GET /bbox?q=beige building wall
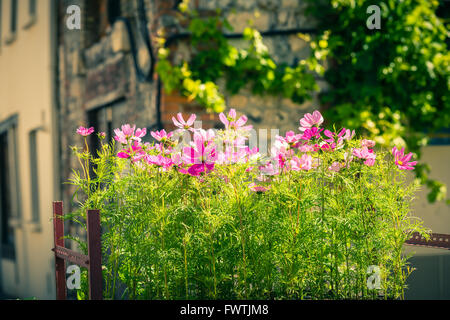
[410,145,450,235]
[404,145,450,299]
[0,0,57,299]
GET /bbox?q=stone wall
[158,0,322,134]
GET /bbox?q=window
[29,0,35,16]
[0,115,20,260]
[23,0,37,29]
[86,98,129,155]
[4,0,17,44]
[85,0,121,47]
[107,0,121,25]
[10,0,16,34]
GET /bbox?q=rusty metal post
[53,201,66,300]
[87,209,102,300]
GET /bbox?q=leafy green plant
[305,0,450,203]
[155,5,323,113]
[66,110,428,300]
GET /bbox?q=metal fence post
[52,202,103,300]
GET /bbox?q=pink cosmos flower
[151,129,173,142]
[132,152,146,163]
[323,129,335,143]
[298,143,315,152]
[341,129,356,141]
[249,183,270,193]
[219,108,253,131]
[114,124,135,144]
[172,113,196,130]
[392,147,417,170]
[279,131,303,148]
[299,110,324,131]
[121,124,135,136]
[319,141,336,152]
[134,128,147,140]
[145,155,173,170]
[114,124,146,144]
[77,126,94,137]
[352,146,376,166]
[271,137,295,170]
[290,154,312,171]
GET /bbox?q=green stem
[232,179,248,299]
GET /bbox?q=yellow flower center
[398,160,403,165]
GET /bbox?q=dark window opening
[87,105,114,156]
[29,0,36,16]
[0,131,15,260]
[85,0,122,48]
[10,0,17,34]
[86,99,126,179]
[107,0,121,25]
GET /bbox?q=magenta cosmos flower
[299,110,324,131]
[172,113,196,130]
[392,146,417,170]
[182,130,216,176]
[324,128,352,147]
[117,141,144,159]
[301,127,323,141]
[77,126,94,137]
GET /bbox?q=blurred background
[0,0,448,299]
